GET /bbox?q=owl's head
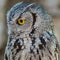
[7,2,52,36]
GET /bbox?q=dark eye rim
[31,13,36,26]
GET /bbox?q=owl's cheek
[8,26,17,34]
[16,26,32,35]
[16,28,21,32]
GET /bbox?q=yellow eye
[17,19,25,25]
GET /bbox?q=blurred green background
[0,0,60,60]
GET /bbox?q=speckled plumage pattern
[4,2,60,60]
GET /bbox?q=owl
[4,2,60,60]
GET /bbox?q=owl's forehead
[7,2,51,22]
[8,3,39,20]
[10,2,38,14]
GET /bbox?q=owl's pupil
[20,20,23,22]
